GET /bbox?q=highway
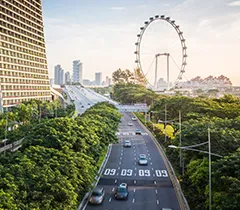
[85,113,181,210]
[65,86,182,209]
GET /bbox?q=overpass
[116,104,149,113]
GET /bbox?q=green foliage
[0,102,121,209]
[148,95,240,209]
[112,83,161,105]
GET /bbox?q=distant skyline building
[95,72,102,86]
[0,0,51,111]
[72,60,83,83]
[54,65,64,85]
[65,71,71,85]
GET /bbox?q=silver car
[89,187,105,205]
[124,140,132,147]
[138,154,148,165]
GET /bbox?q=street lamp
[168,128,223,210]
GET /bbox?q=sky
[42,0,240,85]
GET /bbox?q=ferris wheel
[134,15,187,89]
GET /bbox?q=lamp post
[168,129,222,210]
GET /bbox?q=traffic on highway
[84,112,181,210]
[66,86,181,210]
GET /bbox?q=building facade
[65,71,70,85]
[54,64,64,85]
[72,60,82,83]
[95,72,102,86]
[0,0,51,111]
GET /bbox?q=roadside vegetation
[0,101,121,210]
[113,82,240,210]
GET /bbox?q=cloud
[227,1,240,6]
[108,6,126,11]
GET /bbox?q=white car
[124,140,131,147]
[138,154,148,165]
[128,122,133,126]
[131,117,137,121]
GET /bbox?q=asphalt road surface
[85,113,181,210]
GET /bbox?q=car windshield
[118,187,126,193]
[92,191,102,196]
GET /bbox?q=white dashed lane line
[109,197,112,202]
[132,198,135,203]
[155,189,158,194]
[112,188,115,192]
[134,188,136,193]
[157,200,159,205]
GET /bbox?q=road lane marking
[134,180,137,184]
[134,189,136,193]
[109,197,112,202]
[120,157,122,160]
[150,162,153,165]
[135,168,137,170]
[132,198,135,203]
[149,157,151,160]
[119,162,121,164]
[155,189,158,194]
[112,188,115,192]
[118,167,120,170]
[117,173,119,176]
[115,179,117,183]
[157,200,159,205]
[154,181,157,184]
[152,168,154,170]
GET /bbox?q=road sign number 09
[121,169,132,176]
[155,170,168,177]
[104,168,116,176]
[139,169,150,177]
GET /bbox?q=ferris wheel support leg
[154,55,158,89]
[167,54,170,90]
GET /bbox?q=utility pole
[164,104,167,142]
[208,127,212,210]
[179,110,182,168]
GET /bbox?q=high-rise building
[0,0,51,111]
[54,65,64,85]
[65,71,71,85]
[72,60,82,83]
[95,72,102,86]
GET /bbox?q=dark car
[135,129,141,135]
[89,187,105,205]
[114,183,128,200]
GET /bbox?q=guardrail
[135,115,190,210]
[0,138,24,153]
[77,144,112,210]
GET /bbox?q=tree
[133,68,147,86]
